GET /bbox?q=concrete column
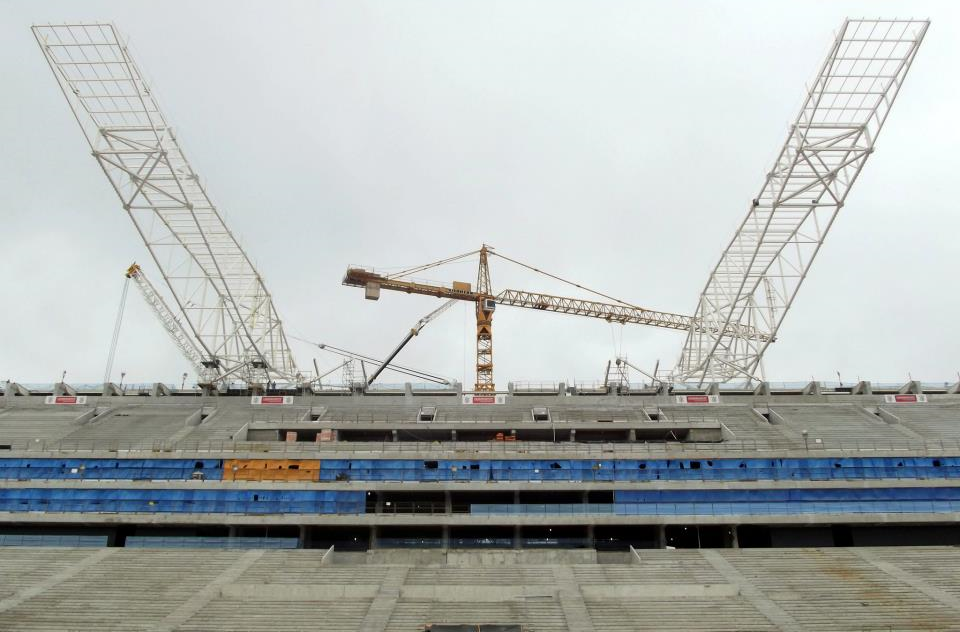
[656,525,667,549]
[298,525,308,549]
[513,525,522,550]
[228,526,238,538]
[450,430,457,442]
[374,492,384,514]
[586,524,595,549]
[728,526,740,549]
[441,525,450,550]
[391,430,398,442]
[369,525,378,550]
[569,429,576,442]
[628,429,637,442]
[444,491,452,514]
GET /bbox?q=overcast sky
[1,0,957,388]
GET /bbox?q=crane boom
[343,268,770,340]
[367,299,458,386]
[126,264,205,372]
[676,19,928,383]
[33,23,298,383]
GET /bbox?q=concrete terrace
[0,546,959,631]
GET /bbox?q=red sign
[472,396,496,404]
[260,396,285,405]
[55,396,77,404]
[894,394,918,403]
[686,395,710,403]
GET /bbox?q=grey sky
[1,0,957,387]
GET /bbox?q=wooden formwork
[222,459,321,482]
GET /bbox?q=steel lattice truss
[675,19,928,384]
[126,264,205,372]
[34,24,298,383]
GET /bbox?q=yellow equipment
[343,246,770,392]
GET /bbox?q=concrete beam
[899,380,922,395]
[101,382,123,397]
[0,548,116,614]
[358,566,408,632]
[152,549,264,632]
[802,381,821,396]
[874,407,901,425]
[553,565,596,632]
[3,382,31,397]
[851,381,872,395]
[701,549,802,631]
[752,382,771,397]
[54,382,77,397]
[853,548,960,612]
[151,383,172,397]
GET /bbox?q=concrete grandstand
[1,381,959,629]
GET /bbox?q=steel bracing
[675,19,928,384]
[34,24,298,383]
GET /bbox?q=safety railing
[469,501,960,516]
[5,437,960,455]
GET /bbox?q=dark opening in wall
[307,526,368,551]
[594,525,658,550]
[665,525,727,549]
[379,525,443,548]
[831,525,854,547]
[522,525,588,548]
[449,526,513,549]
[424,461,439,470]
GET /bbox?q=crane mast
[676,19,928,384]
[33,23,298,385]
[475,246,495,391]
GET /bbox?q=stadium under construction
[2,16,958,632]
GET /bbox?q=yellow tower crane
[343,246,771,392]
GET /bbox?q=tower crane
[344,246,770,391]
[34,23,298,386]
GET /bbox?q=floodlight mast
[33,23,298,385]
[675,19,929,385]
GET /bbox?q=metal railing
[469,501,960,516]
[4,437,960,455]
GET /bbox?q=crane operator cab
[482,298,496,312]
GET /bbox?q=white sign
[674,395,719,405]
[251,395,294,405]
[45,395,87,405]
[883,394,928,404]
[462,394,506,405]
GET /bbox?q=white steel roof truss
[34,23,298,383]
[675,19,928,384]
